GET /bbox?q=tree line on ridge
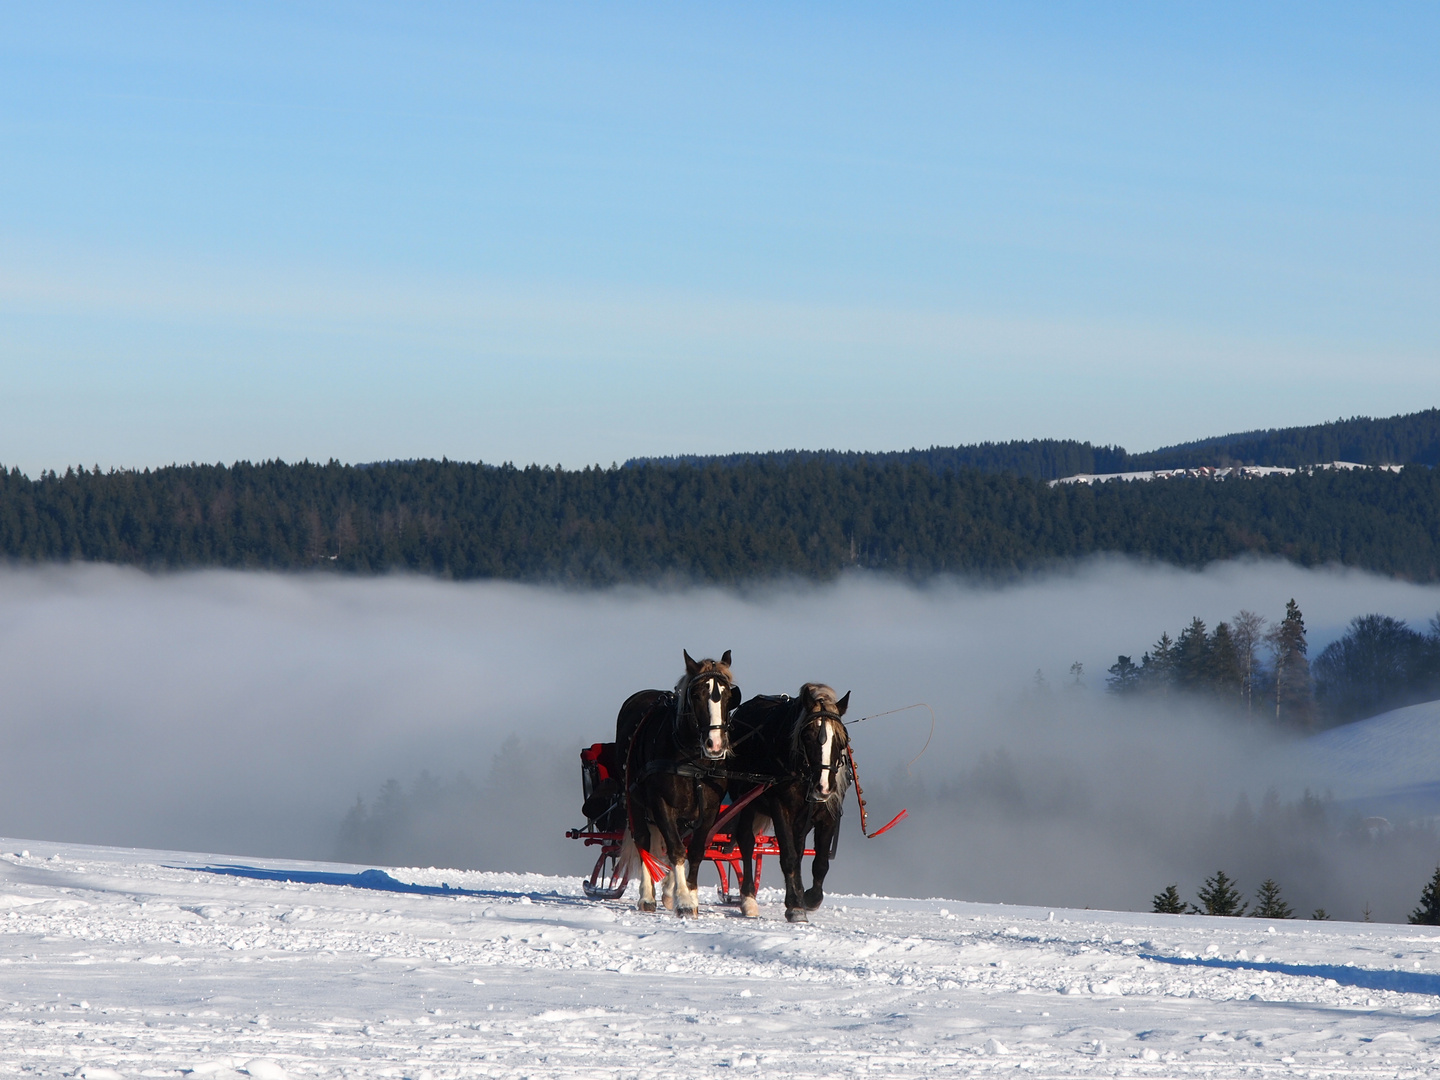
[4,458,1440,584]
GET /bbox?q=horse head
[678,649,741,760]
[791,683,852,806]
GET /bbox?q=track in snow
[2,838,1440,1078]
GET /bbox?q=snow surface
[3,839,1440,1079]
[1050,462,1402,486]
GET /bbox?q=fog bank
[2,558,1438,919]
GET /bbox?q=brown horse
[728,683,851,921]
[615,650,742,916]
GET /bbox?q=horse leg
[659,817,696,921]
[650,823,678,911]
[646,801,691,916]
[669,818,701,918]
[736,808,765,918]
[771,809,808,923]
[630,825,657,914]
[681,849,704,915]
[804,809,837,911]
[681,788,722,916]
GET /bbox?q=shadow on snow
[1142,952,1440,997]
[173,863,535,901]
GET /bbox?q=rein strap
[844,744,908,839]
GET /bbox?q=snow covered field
[3,840,1440,1078]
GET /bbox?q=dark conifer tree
[1106,655,1141,694]
[1251,878,1294,919]
[1142,633,1177,692]
[1270,600,1313,730]
[1152,884,1186,914]
[1175,617,1210,690]
[1311,908,1330,920]
[1193,870,1248,917]
[1409,866,1440,925]
[1206,621,1243,705]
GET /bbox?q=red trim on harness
[639,848,670,882]
[846,744,908,838]
[866,808,908,838]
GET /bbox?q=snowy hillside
[3,840,1440,1077]
[1305,699,1440,818]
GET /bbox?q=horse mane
[788,683,847,742]
[673,656,733,696]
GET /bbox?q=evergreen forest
[3,455,1440,585]
[1109,601,1440,729]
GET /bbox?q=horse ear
[684,650,699,676]
[721,649,732,667]
[835,691,851,716]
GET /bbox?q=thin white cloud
[1,244,1428,383]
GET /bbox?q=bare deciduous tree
[1231,610,1266,719]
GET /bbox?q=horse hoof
[785,908,808,923]
[639,900,656,913]
[739,896,759,918]
[804,890,824,911]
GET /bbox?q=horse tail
[617,827,639,885]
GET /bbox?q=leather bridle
[793,707,850,802]
[674,670,738,761]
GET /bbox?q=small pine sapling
[1409,866,1440,926]
[1251,878,1294,919]
[1311,908,1330,921]
[1193,870,1248,917]
[1152,884,1186,914]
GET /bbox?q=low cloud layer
[2,558,1439,920]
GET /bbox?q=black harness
[625,677,769,834]
[626,685,846,838]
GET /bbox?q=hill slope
[1135,409,1440,471]
[633,408,1440,479]
[1305,699,1440,820]
[1,837,1437,1075]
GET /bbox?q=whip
[845,701,934,838]
[850,702,936,773]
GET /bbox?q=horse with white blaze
[613,650,742,916]
[727,683,852,922]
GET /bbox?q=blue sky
[1,3,1436,474]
